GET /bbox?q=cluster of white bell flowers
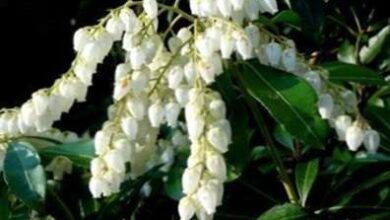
[0,0,382,218]
[179,87,231,220]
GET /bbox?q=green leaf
[239,61,328,149]
[337,40,357,64]
[39,140,94,168]
[258,203,307,220]
[0,198,10,220]
[3,142,46,210]
[295,159,319,206]
[360,25,390,64]
[272,10,302,30]
[273,124,294,150]
[321,62,385,85]
[338,171,390,205]
[163,163,184,200]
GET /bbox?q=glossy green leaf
[360,25,390,64]
[3,142,46,209]
[295,159,319,206]
[258,203,307,220]
[322,62,385,85]
[39,140,95,168]
[240,61,328,149]
[273,124,294,150]
[164,163,184,200]
[337,40,357,64]
[272,10,302,30]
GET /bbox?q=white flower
[148,102,165,128]
[35,113,54,132]
[341,90,358,112]
[186,113,205,142]
[94,130,110,155]
[244,0,260,20]
[177,28,192,42]
[91,158,106,176]
[74,61,97,85]
[209,99,226,120]
[168,66,184,89]
[281,48,297,72]
[364,129,380,153]
[182,166,202,194]
[104,149,126,173]
[32,90,50,116]
[113,78,131,101]
[198,60,217,84]
[21,102,38,127]
[184,62,196,85]
[231,0,245,10]
[206,127,230,153]
[7,114,19,135]
[236,37,253,60]
[81,41,106,64]
[127,98,146,121]
[175,86,190,107]
[178,196,196,220]
[89,177,111,198]
[121,116,138,140]
[73,28,91,52]
[114,138,135,163]
[143,0,158,19]
[105,17,125,41]
[45,156,73,180]
[131,68,150,92]
[206,153,227,181]
[265,42,282,66]
[303,71,322,93]
[258,0,278,14]
[318,93,334,119]
[346,124,364,151]
[245,24,261,48]
[334,115,352,141]
[216,0,233,17]
[129,47,146,70]
[115,63,132,82]
[120,8,138,33]
[220,34,235,59]
[165,102,181,127]
[197,180,219,215]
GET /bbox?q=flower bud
[318,93,334,119]
[209,99,226,120]
[206,153,227,181]
[364,129,380,153]
[143,0,158,19]
[182,166,202,194]
[207,127,229,153]
[115,63,132,82]
[217,0,233,17]
[73,28,91,52]
[281,48,296,72]
[220,34,235,59]
[231,0,244,10]
[334,115,352,141]
[346,124,364,151]
[113,78,130,101]
[168,66,184,89]
[178,196,196,220]
[258,0,278,14]
[265,42,282,67]
[32,90,50,116]
[121,116,138,140]
[89,177,110,198]
[127,98,146,121]
[197,180,219,215]
[236,37,253,60]
[21,102,38,127]
[165,102,181,127]
[104,149,126,173]
[94,130,110,155]
[148,102,165,128]
[105,17,125,41]
[303,71,322,93]
[175,86,190,107]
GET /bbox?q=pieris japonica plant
[0,0,389,219]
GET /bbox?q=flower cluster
[179,88,230,220]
